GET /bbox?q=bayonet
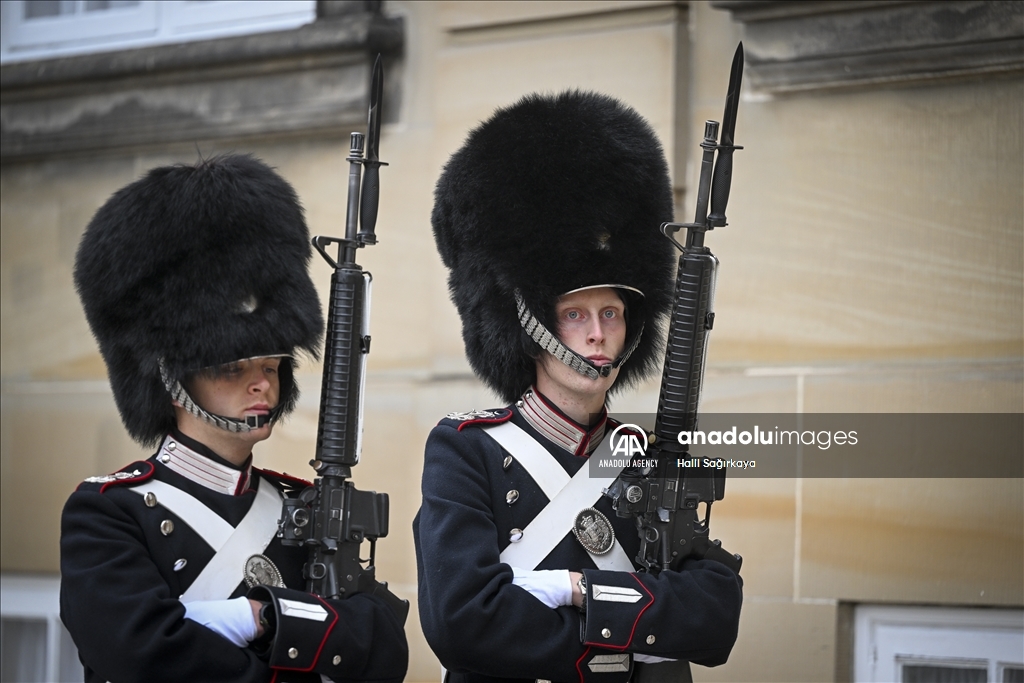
[707,43,744,228]
[358,54,387,245]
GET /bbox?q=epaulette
[77,460,154,493]
[258,468,313,492]
[439,408,513,431]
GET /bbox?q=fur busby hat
[75,154,324,446]
[432,90,676,402]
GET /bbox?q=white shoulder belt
[485,421,633,572]
[130,476,283,602]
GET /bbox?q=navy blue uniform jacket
[414,407,742,683]
[60,433,408,683]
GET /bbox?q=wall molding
[711,0,1023,93]
[0,5,402,161]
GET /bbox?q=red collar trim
[518,387,607,456]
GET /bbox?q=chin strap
[514,290,643,381]
[159,360,284,433]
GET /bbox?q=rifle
[278,55,409,623]
[608,44,745,576]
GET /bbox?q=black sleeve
[415,424,596,683]
[60,488,276,683]
[247,585,408,683]
[581,558,742,667]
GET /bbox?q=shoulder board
[77,460,154,493]
[258,468,313,491]
[439,408,513,431]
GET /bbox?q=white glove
[182,597,258,647]
[511,567,573,608]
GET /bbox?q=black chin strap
[159,360,284,433]
[514,291,643,380]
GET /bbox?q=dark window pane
[903,665,987,683]
[23,1,75,19]
[1004,666,1024,683]
[83,1,141,11]
[0,617,47,683]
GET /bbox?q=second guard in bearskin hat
[414,92,743,683]
[61,154,408,683]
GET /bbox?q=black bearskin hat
[432,90,676,402]
[75,154,324,446]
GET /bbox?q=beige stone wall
[1,2,1021,682]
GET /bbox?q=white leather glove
[511,567,573,608]
[182,597,258,647]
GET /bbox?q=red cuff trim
[271,595,339,673]
[582,574,655,651]
[575,645,593,683]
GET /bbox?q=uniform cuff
[580,570,653,650]
[247,585,338,672]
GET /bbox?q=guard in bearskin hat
[414,92,742,683]
[61,154,407,683]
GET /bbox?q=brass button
[160,520,174,535]
[646,635,656,645]
[288,648,299,659]
[332,655,342,665]
[506,490,519,505]
[601,628,611,639]
[144,492,158,507]
[509,528,523,543]
[503,455,513,470]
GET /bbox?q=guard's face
[187,356,282,439]
[535,287,626,403]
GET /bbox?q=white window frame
[0,0,316,64]
[855,605,1024,683]
[0,573,79,683]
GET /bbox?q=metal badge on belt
[572,507,615,555]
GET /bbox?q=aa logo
[609,424,648,457]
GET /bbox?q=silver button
[167,441,177,450]
[646,635,655,645]
[503,455,513,470]
[173,558,187,572]
[288,648,299,659]
[509,528,523,543]
[506,490,519,505]
[516,400,524,408]
[160,520,174,535]
[157,453,171,463]
[601,628,611,639]
[144,492,158,507]
[332,655,342,665]
[524,390,533,399]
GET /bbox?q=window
[0,0,316,64]
[855,605,1024,683]
[0,574,81,683]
